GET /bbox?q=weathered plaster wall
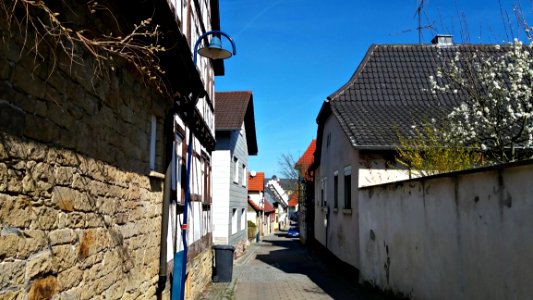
[0,24,169,299]
[359,161,533,300]
[314,116,360,269]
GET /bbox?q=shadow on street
[253,234,384,300]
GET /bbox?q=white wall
[358,153,410,187]
[359,161,533,300]
[211,150,230,244]
[314,116,360,269]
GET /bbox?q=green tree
[396,121,482,177]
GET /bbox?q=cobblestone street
[199,234,383,300]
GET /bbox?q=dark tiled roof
[324,43,503,149]
[215,91,258,155]
[215,91,251,129]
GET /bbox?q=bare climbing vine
[1,0,168,94]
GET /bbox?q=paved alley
[199,234,383,300]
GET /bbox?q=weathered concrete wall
[359,161,533,300]
[0,23,170,299]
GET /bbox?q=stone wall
[0,21,170,299]
[186,247,213,300]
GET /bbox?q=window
[232,208,237,234]
[321,177,327,207]
[242,164,247,187]
[344,166,352,209]
[233,157,239,183]
[333,171,339,209]
[241,208,245,230]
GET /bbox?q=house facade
[247,172,276,237]
[312,36,497,271]
[295,139,316,244]
[265,178,289,230]
[211,91,258,257]
[0,0,228,299]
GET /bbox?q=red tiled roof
[288,193,298,207]
[248,172,264,192]
[263,199,275,213]
[248,199,260,211]
[247,198,275,213]
[295,139,316,170]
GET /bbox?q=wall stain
[28,275,57,300]
[384,242,391,286]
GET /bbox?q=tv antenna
[415,0,433,43]
[390,0,434,42]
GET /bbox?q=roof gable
[296,139,316,170]
[215,91,258,155]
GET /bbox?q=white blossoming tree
[431,40,533,163]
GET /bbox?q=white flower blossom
[431,39,533,162]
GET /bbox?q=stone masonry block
[58,212,85,229]
[0,260,25,289]
[23,114,60,143]
[0,102,25,136]
[51,245,77,272]
[49,228,77,246]
[11,63,46,98]
[31,206,58,230]
[0,289,25,300]
[52,186,93,213]
[0,194,33,228]
[57,266,83,291]
[25,250,56,280]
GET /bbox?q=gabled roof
[295,139,316,175]
[263,198,275,213]
[215,91,258,155]
[247,198,275,213]
[248,198,261,211]
[288,193,298,207]
[316,42,503,155]
[248,172,265,192]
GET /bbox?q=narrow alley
[200,234,383,300]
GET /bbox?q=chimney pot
[431,34,453,47]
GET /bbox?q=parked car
[287,226,300,238]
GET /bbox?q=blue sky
[216,0,532,178]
